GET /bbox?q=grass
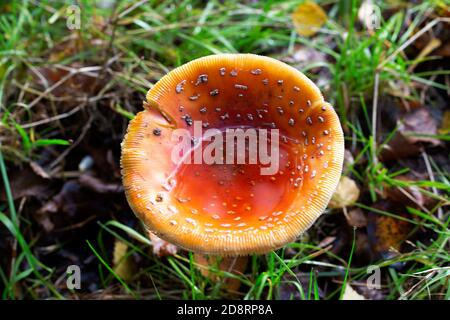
[0,0,449,300]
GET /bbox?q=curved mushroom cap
[121,54,344,255]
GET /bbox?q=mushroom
[121,54,344,272]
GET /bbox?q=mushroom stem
[194,253,248,294]
[147,230,178,257]
[146,231,246,294]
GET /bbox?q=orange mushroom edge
[120,54,344,256]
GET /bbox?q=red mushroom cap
[121,54,344,255]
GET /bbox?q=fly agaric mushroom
[121,54,344,256]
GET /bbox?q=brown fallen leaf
[0,166,51,201]
[148,231,178,257]
[435,41,450,57]
[35,201,57,232]
[35,65,98,99]
[329,176,360,209]
[292,1,327,37]
[399,108,440,146]
[344,208,368,227]
[367,201,412,261]
[33,33,103,104]
[35,181,82,232]
[36,179,119,232]
[384,174,434,209]
[380,133,421,161]
[48,34,83,63]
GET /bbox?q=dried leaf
[0,166,50,201]
[439,111,450,135]
[408,37,442,72]
[48,35,83,63]
[381,108,440,161]
[36,179,118,232]
[36,66,97,99]
[148,232,178,257]
[113,240,134,281]
[399,108,440,146]
[292,1,327,37]
[344,208,367,227]
[436,2,450,17]
[342,284,366,300]
[35,181,82,231]
[367,201,412,260]
[329,176,360,208]
[380,133,421,161]
[384,175,433,209]
[435,42,450,57]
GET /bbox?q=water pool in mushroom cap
[121,54,344,256]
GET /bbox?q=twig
[27,66,102,109]
[377,17,450,70]
[21,102,85,129]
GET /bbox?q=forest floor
[0,0,449,300]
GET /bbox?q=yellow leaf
[329,176,360,208]
[439,111,450,135]
[113,240,134,281]
[292,1,327,37]
[342,284,366,300]
[408,37,442,72]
